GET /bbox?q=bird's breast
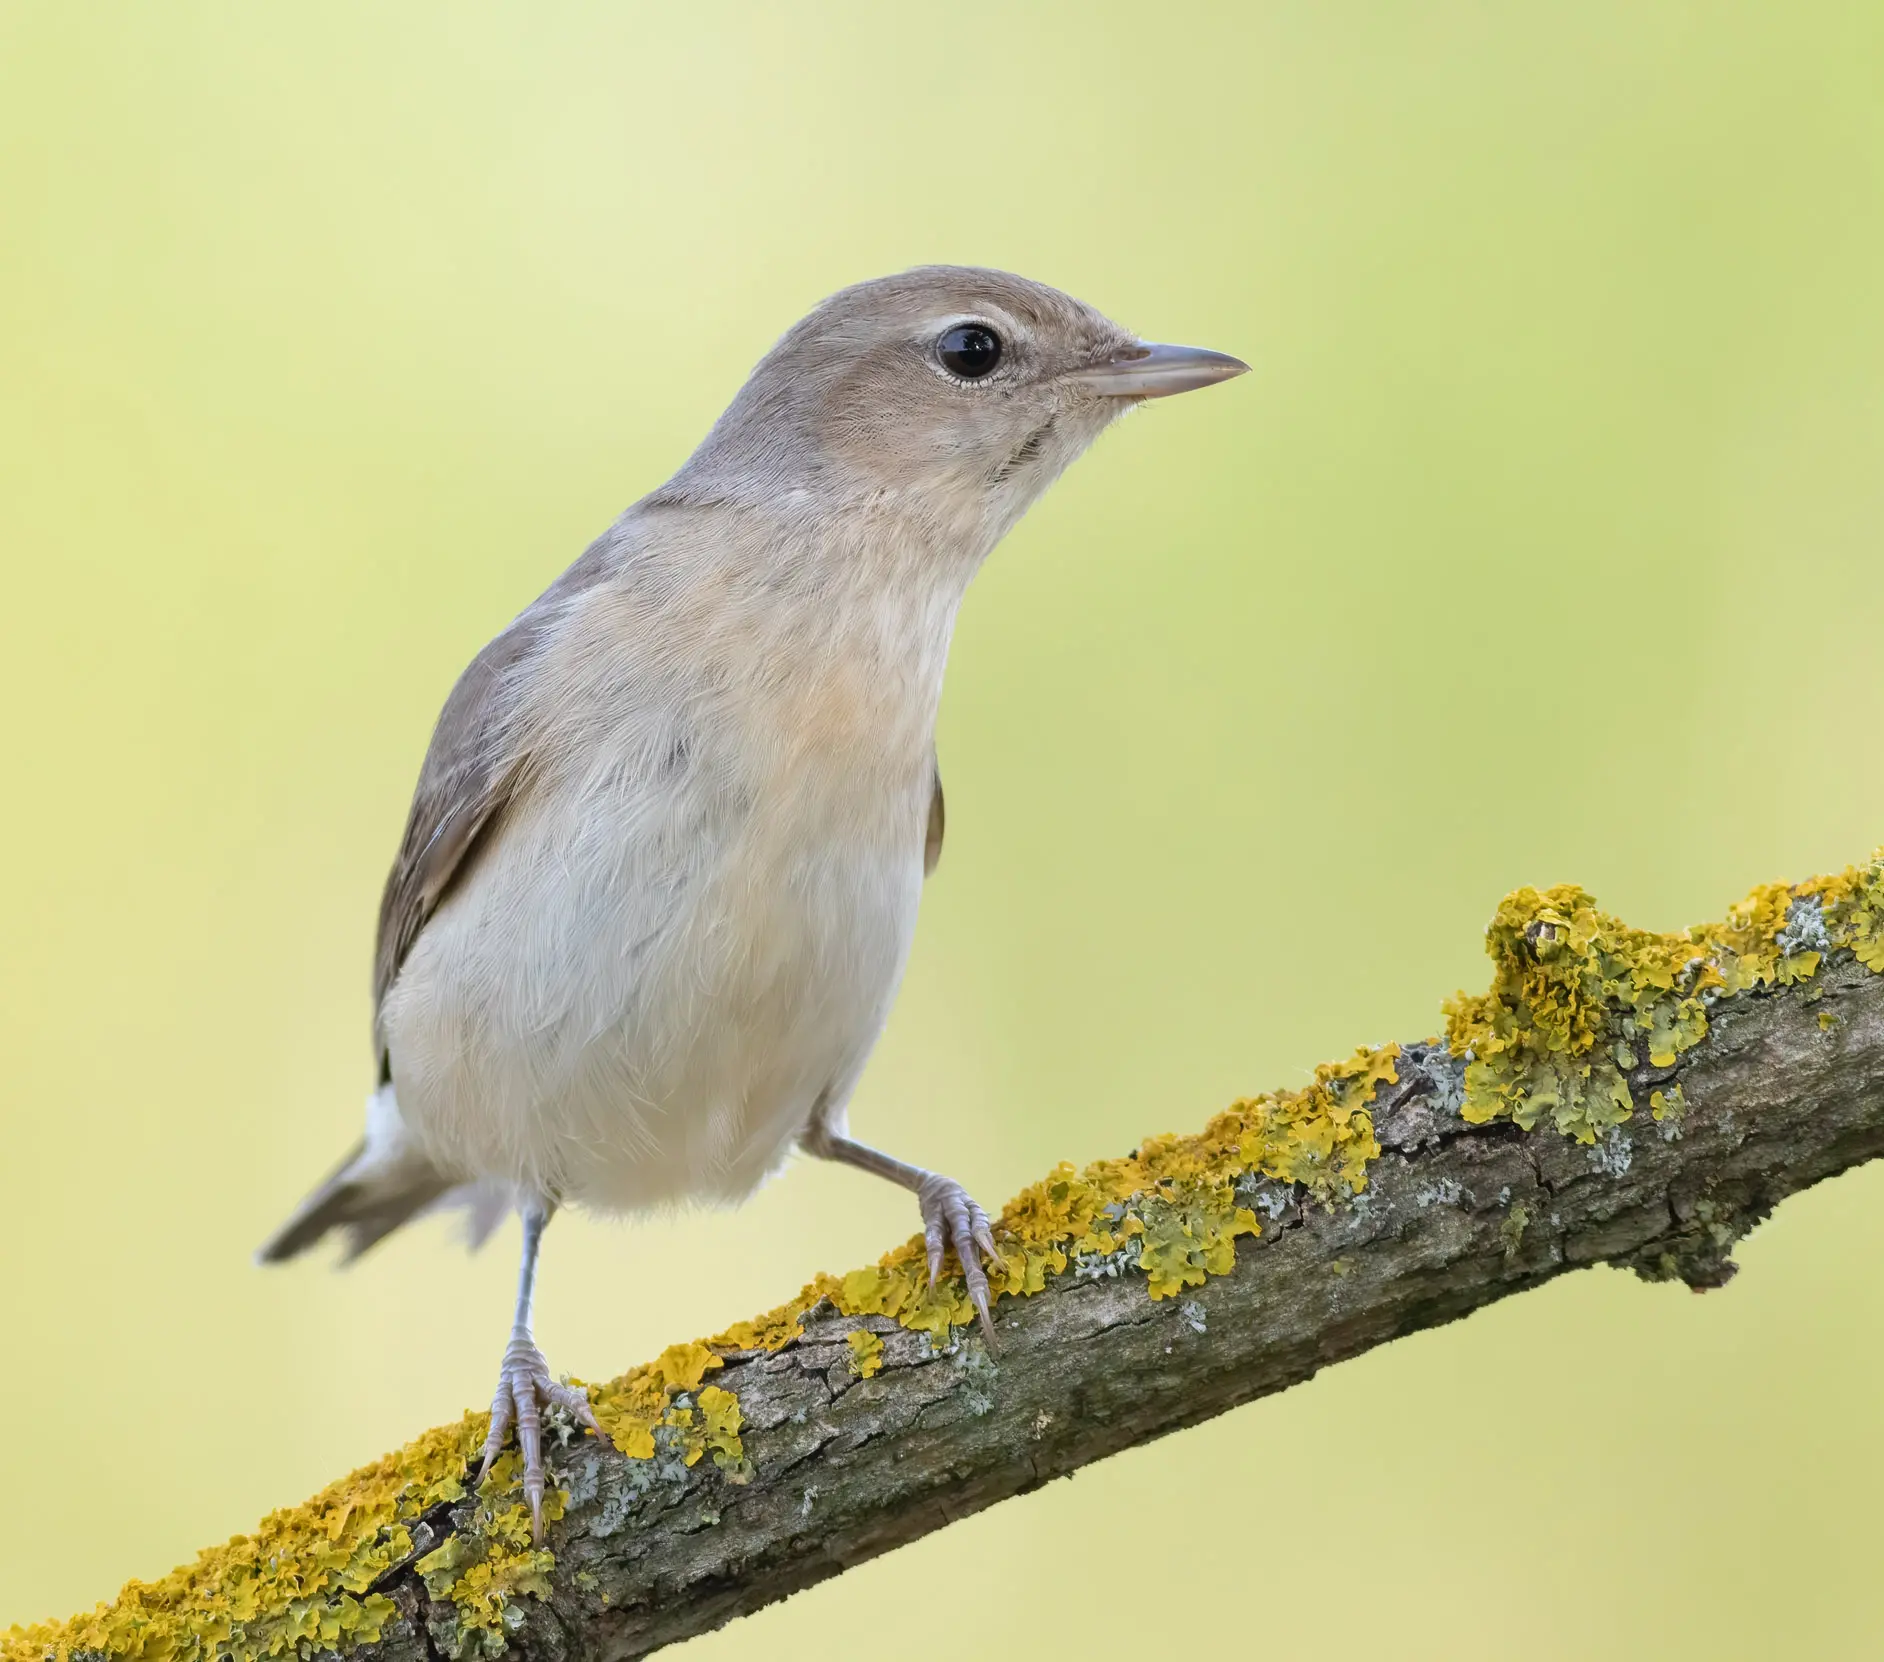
[382,541,960,1207]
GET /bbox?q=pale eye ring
[936,323,1003,379]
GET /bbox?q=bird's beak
[1068,341,1250,399]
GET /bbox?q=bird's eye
[937,324,1003,380]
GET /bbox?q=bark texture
[350,957,1884,1660]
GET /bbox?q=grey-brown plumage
[259,266,1246,1537]
[370,552,617,1027]
[255,1144,448,1263]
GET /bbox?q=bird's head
[666,266,1247,551]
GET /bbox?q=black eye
[937,323,1003,379]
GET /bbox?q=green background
[5,2,1884,1653]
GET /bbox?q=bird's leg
[803,1125,1000,1342]
[474,1200,603,1544]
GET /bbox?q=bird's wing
[924,761,945,877]
[371,629,534,1035]
[371,550,613,1048]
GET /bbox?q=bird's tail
[256,1084,510,1264]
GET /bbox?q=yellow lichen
[14,851,1882,1662]
[1501,1200,1531,1261]
[846,1330,885,1378]
[417,1455,563,1650]
[2,1416,480,1662]
[587,1338,728,1459]
[1649,1083,1688,1125]
[1445,849,1884,1142]
[696,1385,745,1470]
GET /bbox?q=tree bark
[344,955,1884,1660]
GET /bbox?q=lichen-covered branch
[13,854,1884,1662]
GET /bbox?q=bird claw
[916,1172,1000,1343]
[475,1335,602,1544]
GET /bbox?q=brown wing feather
[371,545,616,1047]
[372,635,529,1024]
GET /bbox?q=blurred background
[4,2,1884,1654]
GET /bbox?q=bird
[258,265,1247,1539]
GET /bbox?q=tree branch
[12,871,1884,1662]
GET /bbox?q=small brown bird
[259,266,1246,1537]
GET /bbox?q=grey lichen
[1777,894,1832,959]
[957,1348,999,1418]
[1587,1128,1634,1178]
[1414,1177,1467,1209]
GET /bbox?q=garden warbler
[259,266,1246,1538]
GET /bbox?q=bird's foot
[475,1333,603,1543]
[916,1172,1000,1343]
